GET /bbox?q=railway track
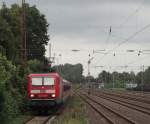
[97,90,150,104]
[125,91,150,98]
[80,90,150,124]
[93,91,150,115]
[79,93,137,124]
[107,90,150,99]
[25,116,56,124]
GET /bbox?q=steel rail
[81,93,138,124]
[92,92,150,115]
[101,91,150,104]
[79,94,115,124]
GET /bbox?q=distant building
[126,83,137,88]
[90,82,104,89]
[98,83,104,88]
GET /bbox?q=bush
[2,91,20,123]
[0,55,49,123]
[0,54,21,124]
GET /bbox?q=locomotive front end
[27,74,60,107]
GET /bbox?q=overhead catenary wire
[103,0,112,51]
[111,54,150,73]
[92,0,148,72]
[93,65,149,74]
[94,22,150,66]
[113,23,150,50]
[127,54,150,65]
[118,0,146,28]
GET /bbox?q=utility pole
[87,54,94,89]
[49,43,51,61]
[87,54,90,76]
[48,43,56,68]
[48,43,52,67]
[21,0,26,95]
[87,54,94,76]
[21,0,27,66]
[141,65,145,92]
[112,71,115,89]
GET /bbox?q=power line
[113,23,150,50]
[94,65,149,69]
[96,0,147,66]
[111,54,150,72]
[127,54,150,65]
[104,26,112,50]
[94,22,150,66]
[118,0,146,28]
[93,0,147,75]
[94,65,149,74]
[94,53,150,73]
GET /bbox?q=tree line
[0,3,85,123]
[0,3,49,63]
[90,67,150,90]
[0,3,49,124]
[53,63,85,83]
[53,63,150,91]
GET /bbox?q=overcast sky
[1,0,150,77]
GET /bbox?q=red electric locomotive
[27,73,71,108]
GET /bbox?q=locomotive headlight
[30,94,35,98]
[51,94,55,98]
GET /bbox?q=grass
[52,95,89,124]
[7,94,88,124]
[7,115,32,124]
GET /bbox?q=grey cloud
[2,0,150,44]
[1,0,150,76]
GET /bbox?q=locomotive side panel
[62,80,71,102]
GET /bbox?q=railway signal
[87,54,94,76]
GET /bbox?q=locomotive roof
[28,73,60,77]
[28,73,71,84]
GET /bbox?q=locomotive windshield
[31,77,55,86]
[32,77,42,86]
[44,77,55,85]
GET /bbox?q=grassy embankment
[10,115,32,124]
[52,95,89,124]
[10,96,88,124]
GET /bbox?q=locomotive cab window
[44,77,55,86]
[32,77,42,86]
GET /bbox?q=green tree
[25,4,49,60]
[0,3,49,63]
[0,53,18,124]
[53,63,84,83]
[0,16,16,60]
